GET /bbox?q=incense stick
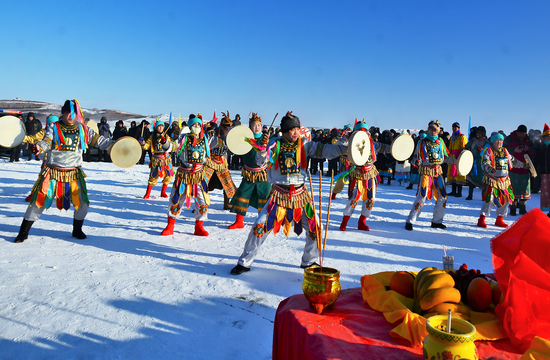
[307,169,322,251]
[319,171,322,248]
[323,174,334,252]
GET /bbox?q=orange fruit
[390,271,415,298]
[467,277,492,312]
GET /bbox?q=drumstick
[307,169,322,252]
[267,113,279,133]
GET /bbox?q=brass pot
[302,266,341,315]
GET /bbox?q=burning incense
[307,170,322,251]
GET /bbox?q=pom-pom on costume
[228,113,272,229]
[338,120,391,231]
[14,100,112,243]
[231,112,347,274]
[161,115,211,236]
[205,111,237,210]
[141,119,174,199]
[405,120,452,230]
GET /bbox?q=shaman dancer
[477,132,526,228]
[339,120,391,231]
[14,100,112,243]
[405,120,454,231]
[228,113,272,229]
[161,115,211,237]
[230,112,347,275]
[140,119,174,199]
[205,111,237,210]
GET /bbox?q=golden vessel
[302,266,341,315]
[423,315,478,360]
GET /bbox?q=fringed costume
[465,137,490,188]
[161,115,211,237]
[446,129,468,185]
[233,112,347,272]
[229,114,272,227]
[338,124,391,231]
[406,121,452,229]
[141,125,174,198]
[15,99,112,243]
[230,148,271,216]
[480,146,515,218]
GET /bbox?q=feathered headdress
[220,111,233,127]
[249,112,262,125]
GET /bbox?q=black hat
[517,124,527,133]
[280,111,300,133]
[61,100,72,114]
[27,112,35,118]
[101,116,107,121]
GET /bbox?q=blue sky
[2,1,549,134]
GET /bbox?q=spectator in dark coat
[128,121,139,140]
[137,120,151,165]
[167,122,181,166]
[230,114,242,170]
[25,112,42,160]
[112,120,128,141]
[97,116,112,162]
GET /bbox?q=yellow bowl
[423,315,477,360]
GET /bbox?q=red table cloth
[273,287,522,360]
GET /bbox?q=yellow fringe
[271,186,311,210]
[483,175,512,190]
[176,167,205,186]
[241,168,268,183]
[419,165,443,177]
[350,165,379,181]
[206,156,228,171]
[151,155,172,168]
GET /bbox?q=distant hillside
[0,99,147,123]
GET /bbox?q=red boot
[143,186,153,199]
[194,220,209,236]
[161,217,176,236]
[228,214,244,229]
[331,192,336,200]
[24,194,32,202]
[160,184,169,198]
[339,215,350,231]
[477,215,487,228]
[495,216,508,228]
[358,215,369,231]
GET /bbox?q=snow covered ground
[0,158,539,359]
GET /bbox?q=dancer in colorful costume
[464,126,489,200]
[338,120,391,231]
[230,112,347,275]
[14,100,112,243]
[535,124,550,216]
[504,124,534,215]
[405,120,454,231]
[140,118,175,199]
[446,122,468,197]
[205,111,237,210]
[228,113,272,229]
[161,114,211,237]
[477,132,526,228]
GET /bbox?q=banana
[418,272,455,300]
[420,286,461,311]
[412,267,439,313]
[416,269,445,296]
[413,267,439,299]
[423,301,471,319]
